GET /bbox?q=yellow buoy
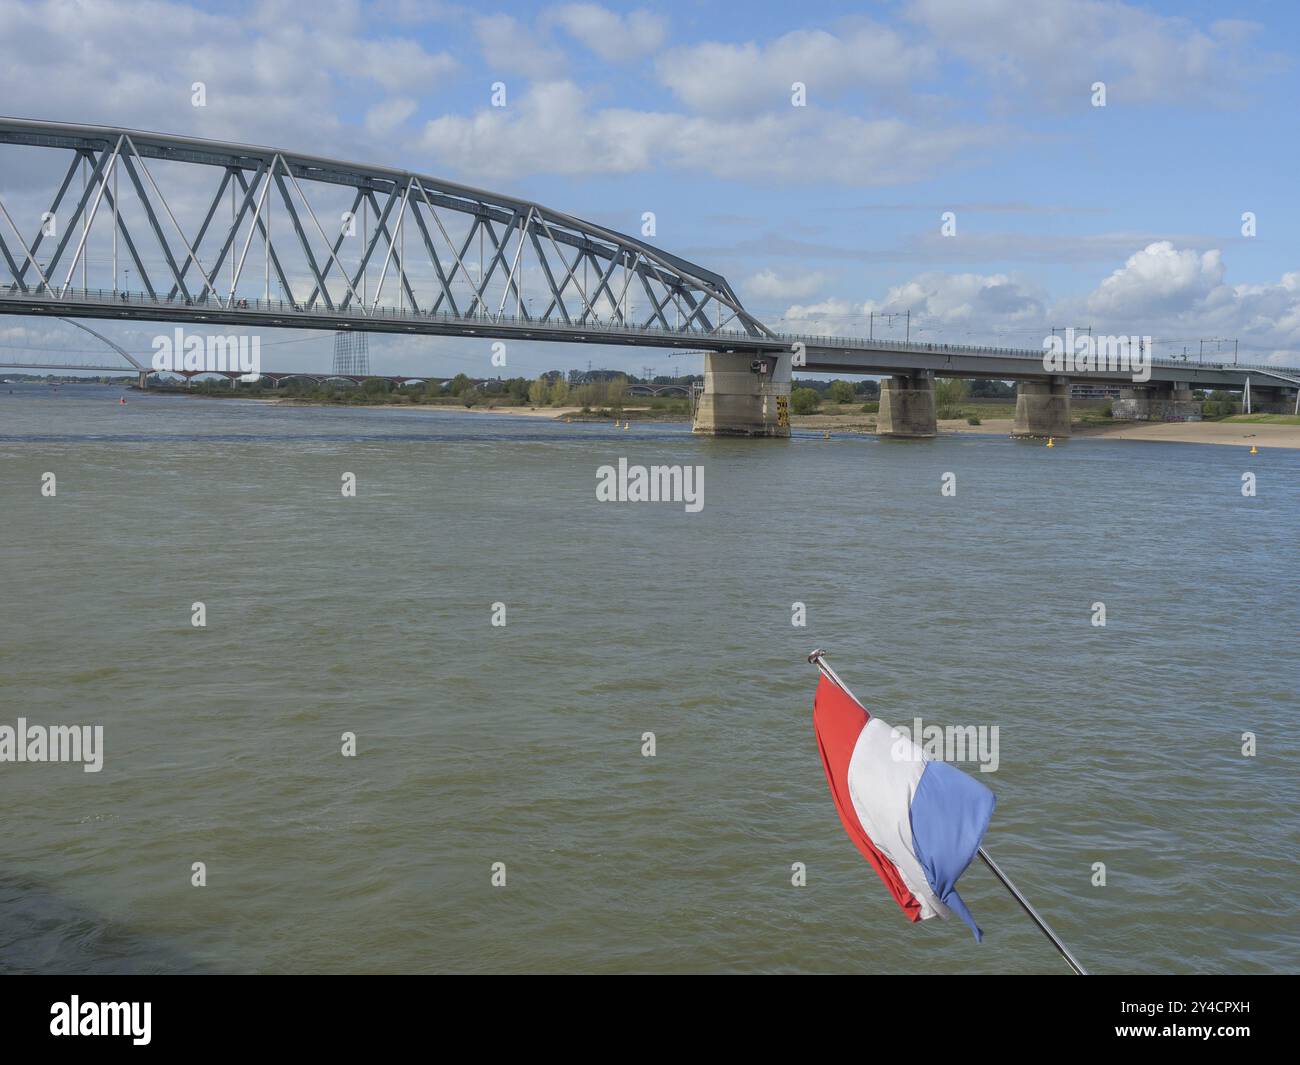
[623,421,630,429]
[1046,437,1055,447]
[823,430,830,439]
[1249,445,1258,454]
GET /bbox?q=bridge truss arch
[0,117,773,349]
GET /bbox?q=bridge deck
[2,288,1296,391]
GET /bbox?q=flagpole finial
[807,648,826,664]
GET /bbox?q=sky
[1,0,1298,378]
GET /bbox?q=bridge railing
[0,283,770,346]
[779,330,1290,375]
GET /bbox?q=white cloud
[0,0,457,160]
[1079,247,1300,362]
[779,271,1045,340]
[1087,242,1225,317]
[474,13,568,80]
[778,297,869,336]
[335,36,458,95]
[744,269,828,301]
[421,81,668,177]
[875,271,1047,323]
[906,0,1270,107]
[420,81,997,184]
[545,4,668,61]
[371,0,465,23]
[657,22,934,115]
[365,98,418,136]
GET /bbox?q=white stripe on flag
[847,718,950,921]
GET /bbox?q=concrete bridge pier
[1113,381,1200,421]
[1251,386,1299,414]
[1112,385,1151,419]
[1168,384,1200,420]
[877,371,936,438]
[692,352,791,437]
[1013,378,1072,438]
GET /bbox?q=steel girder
[0,117,772,341]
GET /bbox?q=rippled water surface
[1,383,1296,974]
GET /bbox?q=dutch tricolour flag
[814,673,996,940]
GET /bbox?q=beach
[942,416,1300,449]
[259,397,1300,447]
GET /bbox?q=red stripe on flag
[813,674,923,923]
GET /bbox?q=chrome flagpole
[807,649,1089,976]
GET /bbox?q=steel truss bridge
[0,117,768,350]
[1,117,1298,396]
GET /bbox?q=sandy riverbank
[450,404,594,419]
[942,416,1300,448]
[263,397,642,418]
[462,408,1300,446]
[1072,419,1300,448]
[251,396,1300,447]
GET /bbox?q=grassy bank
[1219,413,1300,425]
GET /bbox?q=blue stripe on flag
[909,760,996,941]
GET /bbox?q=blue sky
[1,0,1298,374]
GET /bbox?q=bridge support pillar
[877,372,936,438]
[1113,382,1200,421]
[1112,385,1151,419]
[1251,386,1298,414]
[1013,379,1072,438]
[1166,383,1200,421]
[136,371,148,390]
[692,352,791,437]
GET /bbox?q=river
[1,382,1296,974]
